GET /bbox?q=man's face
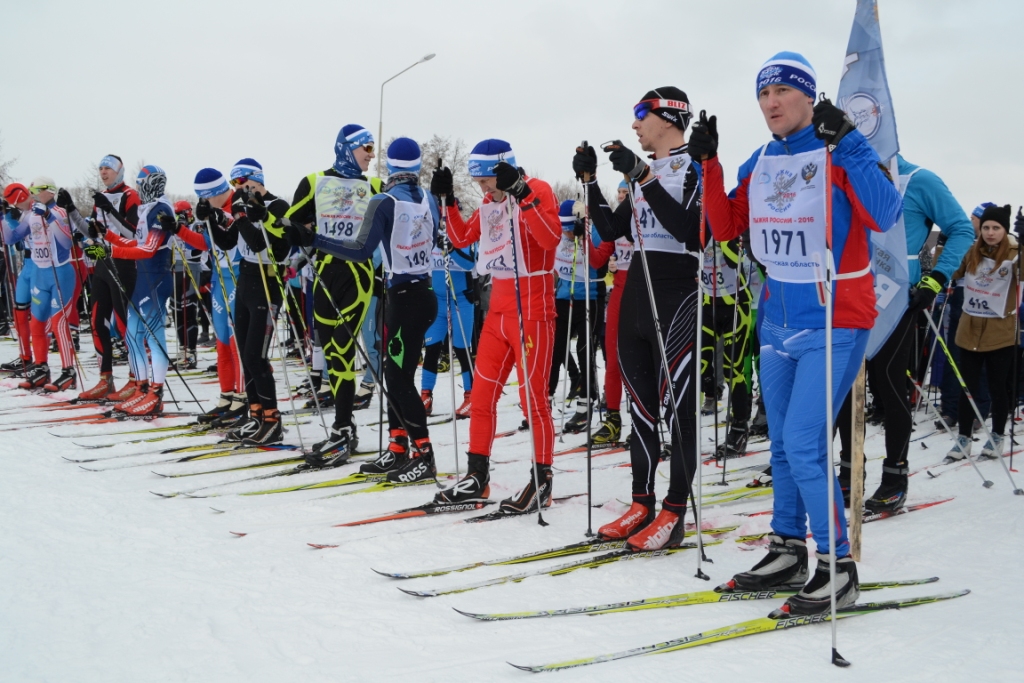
[475,176,500,198]
[758,84,814,138]
[99,167,119,186]
[353,144,374,173]
[33,189,54,205]
[631,112,668,153]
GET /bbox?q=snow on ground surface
[2,337,1022,682]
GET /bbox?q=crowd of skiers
[2,49,1022,618]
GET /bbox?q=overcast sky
[2,0,1020,216]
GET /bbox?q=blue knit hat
[618,179,629,190]
[231,158,264,185]
[559,199,577,229]
[972,202,996,219]
[756,51,816,99]
[334,124,373,177]
[468,139,516,178]
[386,137,422,174]
[194,168,230,199]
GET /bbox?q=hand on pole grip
[573,140,597,181]
[602,140,648,182]
[91,192,115,215]
[494,162,530,201]
[158,212,181,235]
[813,94,856,151]
[430,165,454,199]
[688,110,718,162]
[84,243,110,260]
[56,188,78,214]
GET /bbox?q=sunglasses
[361,143,375,154]
[633,98,690,121]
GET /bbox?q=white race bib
[613,236,633,271]
[385,192,433,276]
[748,146,828,283]
[477,201,548,279]
[554,234,585,282]
[29,215,53,267]
[315,176,371,241]
[700,243,738,297]
[631,152,696,255]
[963,257,1015,319]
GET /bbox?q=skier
[689,52,903,614]
[283,124,381,464]
[59,155,139,400]
[699,238,753,458]
[574,87,702,550]
[301,137,440,480]
[83,166,207,415]
[0,183,36,376]
[188,170,246,425]
[1,177,78,391]
[170,200,202,370]
[430,139,561,513]
[836,156,974,511]
[944,205,1021,462]
[200,161,291,443]
[550,199,612,434]
[590,180,634,445]
[421,207,476,420]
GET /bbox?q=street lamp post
[377,53,436,177]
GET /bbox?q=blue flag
[838,0,906,360]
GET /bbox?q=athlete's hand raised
[688,111,718,162]
[602,141,649,183]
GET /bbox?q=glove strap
[918,274,943,295]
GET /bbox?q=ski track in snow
[1,338,1022,682]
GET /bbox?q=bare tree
[0,133,17,188]
[383,134,480,217]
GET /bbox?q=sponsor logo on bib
[765,170,798,213]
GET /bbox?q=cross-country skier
[836,156,974,511]
[283,124,381,464]
[2,177,78,391]
[430,139,562,513]
[0,183,37,376]
[550,199,612,434]
[574,87,702,550]
[304,137,440,480]
[689,52,903,614]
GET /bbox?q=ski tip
[209,507,225,514]
[370,568,400,578]
[79,465,98,472]
[228,531,247,537]
[452,607,485,620]
[507,662,538,673]
[397,587,432,598]
[150,491,176,498]
[151,471,170,478]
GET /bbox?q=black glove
[1014,207,1024,240]
[56,188,78,214]
[91,192,115,215]
[245,192,268,223]
[0,199,8,215]
[435,233,454,252]
[195,198,212,221]
[158,212,181,235]
[191,221,207,235]
[284,219,315,249]
[812,97,856,150]
[603,141,649,182]
[430,166,454,198]
[573,143,598,180]
[237,217,267,253]
[85,218,101,240]
[494,161,530,201]
[908,272,946,313]
[688,110,719,161]
[573,218,586,238]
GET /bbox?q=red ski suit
[445,177,561,463]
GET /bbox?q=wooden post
[849,362,867,561]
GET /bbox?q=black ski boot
[716,424,749,459]
[223,409,262,442]
[359,429,408,475]
[725,534,808,591]
[44,367,77,392]
[563,399,594,434]
[499,464,553,514]
[198,393,246,425]
[0,357,27,374]
[837,454,866,508]
[387,439,437,484]
[864,465,909,513]
[748,464,772,488]
[352,381,374,410]
[18,363,50,389]
[434,453,490,503]
[777,553,859,616]
[304,425,354,469]
[749,397,768,438]
[590,409,621,445]
[242,410,284,446]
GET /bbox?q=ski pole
[579,184,595,537]
[719,243,744,486]
[557,234,578,441]
[503,195,548,526]
[438,189,460,478]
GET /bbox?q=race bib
[963,257,1015,319]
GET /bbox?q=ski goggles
[29,182,57,194]
[633,98,690,121]
[360,143,375,154]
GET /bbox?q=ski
[398,540,722,598]
[508,590,970,672]
[54,422,203,440]
[374,525,738,580]
[318,500,499,536]
[456,577,941,621]
[734,498,955,548]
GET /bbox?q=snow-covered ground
[2,336,1022,682]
